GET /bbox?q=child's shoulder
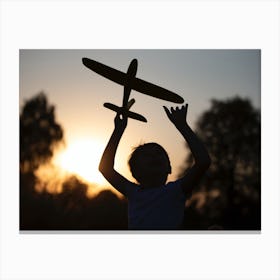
[165,178,183,188]
[165,179,188,196]
[123,180,140,196]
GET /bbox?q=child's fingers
[179,104,188,114]
[163,106,173,121]
[163,106,172,118]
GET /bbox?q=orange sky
[20,49,261,187]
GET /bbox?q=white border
[1,1,279,280]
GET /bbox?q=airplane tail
[103,103,147,122]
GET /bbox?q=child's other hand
[114,112,128,132]
[163,104,188,129]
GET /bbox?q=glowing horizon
[53,138,106,186]
[20,49,261,190]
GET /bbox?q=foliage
[20,92,64,173]
[19,93,260,230]
[19,92,129,230]
[181,96,261,229]
[20,174,128,230]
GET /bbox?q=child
[99,104,211,230]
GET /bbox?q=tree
[20,92,64,173]
[181,96,260,229]
[20,174,128,230]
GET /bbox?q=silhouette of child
[99,104,211,230]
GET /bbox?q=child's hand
[114,112,128,132]
[163,104,188,129]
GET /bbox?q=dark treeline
[20,173,128,230]
[20,92,127,230]
[20,93,260,230]
[181,96,260,230]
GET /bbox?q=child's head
[128,143,171,187]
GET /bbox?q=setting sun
[54,138,106,185]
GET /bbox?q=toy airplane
[82,57,184,122]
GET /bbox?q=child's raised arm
[163,104,211,196]
[98,113,132,195]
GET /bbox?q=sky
[19,49,261,186]
[4,1,278,277]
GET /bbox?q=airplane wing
[82,57,184,104]
[82,57,126,86]
[131,77,184,103]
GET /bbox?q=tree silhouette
[181,96,260,229]
[20,92,64,174]
[19,92,129,230]
[20,174,128,230]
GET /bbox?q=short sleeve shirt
[123,180,187,230]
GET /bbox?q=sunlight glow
[54,138,106,185]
